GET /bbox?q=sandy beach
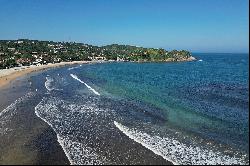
[0,61,90,89]
[0,61,90,164]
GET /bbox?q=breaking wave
[34,97,109,165]
[70,74,100,96]
[0,92,35,135]
[44,76,62,92]
[114,121,248,165]
[68,66,81,71]
[45,76,55,91]
[0,92,34,118]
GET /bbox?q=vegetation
[0,39,194,69]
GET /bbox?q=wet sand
[0,62,89,164]
[0,61,103,165]
[0,70,70,165]
[0,61,99,165]
[0,61,173,165]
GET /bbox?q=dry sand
[0,61,90,89]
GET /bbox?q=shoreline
[0,61,91,89]
[0,91,70,165]
[0,61,172,165]
[0,58,196,89]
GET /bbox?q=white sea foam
[34,101,74,165]
[57,136,106,165]
[68,66,80,70]
[0,92,34,118]
[0,92,34,135]
[45,76,55,91]
[35,97,108,165]
[44,76,62,92]
[61,103,112,116]
[114,121,247,165]
[198,59,203,62]
[70,74,100,96]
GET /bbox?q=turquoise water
[26,53,249,164]
[78,53,249,152]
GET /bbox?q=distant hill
[0,39,195,69]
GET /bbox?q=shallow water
[1,53,249,164]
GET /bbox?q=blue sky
[0,0,249,53]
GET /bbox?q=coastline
[0,58,196,89]
[0,62,172,165]
[0,54,247,164]
[0,61,90,89]
[0,60,99,164]
[0,58,194,165]
[0,74,70,164]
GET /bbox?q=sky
[0,0,249,53]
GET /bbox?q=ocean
[0,53,249,164]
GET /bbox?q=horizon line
[0,38,249,54]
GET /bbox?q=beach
[0,54,249,165]
[0,61,172,165]
[0,61,91,89]
[0,61,90,164]
[0,0,248,164]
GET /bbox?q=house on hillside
[16,58,31,66]
[7,48,15,51]
[94,56,106,61]
[17,40,23,44]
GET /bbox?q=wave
[34,97,107,165]
[57,136,106,165]
[0,92,34,118]
[44,76,62,92]
[198,59,203,62]
[70,74,100,96]
[45,76,55,91]
[34,100,73,165]
[114,121,247,165]
[0,92,34,135]
[68,66,81,71]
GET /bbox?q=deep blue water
[26,53,249,164]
